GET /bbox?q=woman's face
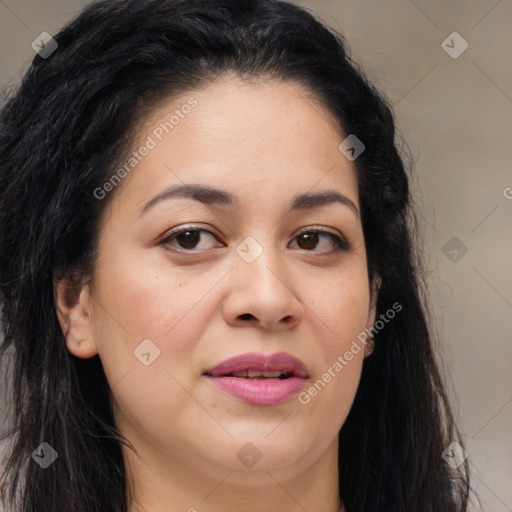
[59,76,376,482]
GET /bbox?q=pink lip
[204,352,309,406]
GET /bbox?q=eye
[290,228,351,253]
[160,226,221,252]
[159,225,351,254]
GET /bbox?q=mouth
[203,352,309,405]
[204,351,309,379]
[208,369,295,380]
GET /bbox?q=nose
[221,239,305,330]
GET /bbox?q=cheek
[299,266,369,429]
[110,361,196,440]
[89,255,212,444]
[299,321,365,447]
[93,246,213,344]
[313,266,371,350]
[303,355,363,443]
[90,243,241,413]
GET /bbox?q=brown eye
[296,232,320,250]
[161,228,220,252]
[174,230,201,249]
[292,229,351,253]
[160,226,350,255]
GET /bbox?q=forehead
[107,76,359,216]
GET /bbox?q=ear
[364,274,381,358]
[53,271,98,359]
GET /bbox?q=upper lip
[204,352,309,378]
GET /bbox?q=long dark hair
[0,0,472,510]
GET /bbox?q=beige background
[1,1,511,510]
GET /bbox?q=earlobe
[54,275,99,359]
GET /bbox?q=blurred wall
[1,1,511,510]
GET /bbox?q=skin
[55,75,377,512]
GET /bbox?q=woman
[0,0,472,510]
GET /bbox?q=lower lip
[205,376,306,405]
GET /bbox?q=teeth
[230,370,286,378]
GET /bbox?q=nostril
[239,313,254,320]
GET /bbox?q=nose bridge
[228,232,302,328]
[235,233,287,289]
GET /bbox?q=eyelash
[159,225,352,255]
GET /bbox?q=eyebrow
[139,184,359,217]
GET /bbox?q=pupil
[177,230,200,249]
[299,232,318,250]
